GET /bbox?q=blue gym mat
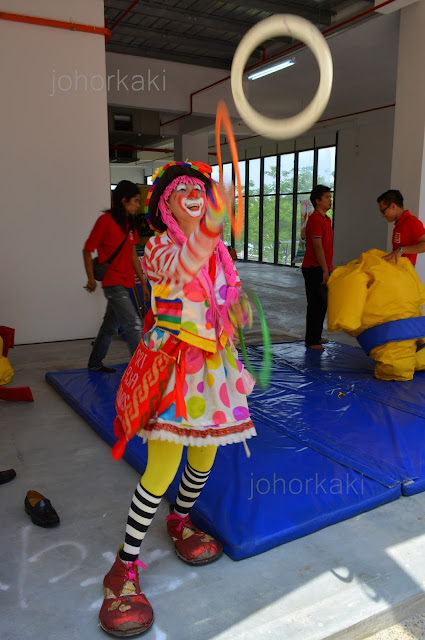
[45,339,418,560]
[246,341,425,495]
[252,341,425,418]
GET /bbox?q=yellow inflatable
[327,249,425,381]
[0,336,14,385]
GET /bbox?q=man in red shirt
[377,190,425,266]
[302,185,334,350]
[83,181,149,372]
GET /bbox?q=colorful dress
[137,222,256,447]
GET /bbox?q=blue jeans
[88,286,142,370]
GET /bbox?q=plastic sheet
[247,341,425,492]
[46,348,402,559]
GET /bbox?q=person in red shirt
[83,180,149,372]
[377,190,425,266]
[301,185,334,350]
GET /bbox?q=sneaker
[166,505,223,566]
[99,549,153,637]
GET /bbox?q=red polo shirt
[392,210,425,266]
[302,210,334,271]
[84,212,138,287]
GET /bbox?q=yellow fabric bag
[327,259,369,332]
[0,337,14,385]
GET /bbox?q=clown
[327,248,425,381]
[99,161,256,637]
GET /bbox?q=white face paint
[168,182,205,221]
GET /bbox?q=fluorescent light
[248,57,295,80]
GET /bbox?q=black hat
[145,161,212,233]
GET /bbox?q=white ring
[231,15,333,140]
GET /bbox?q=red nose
[188,189,198,198]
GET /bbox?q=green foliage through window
[211,145,335,264]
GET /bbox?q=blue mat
[247,341,425,495]
[252,341,425,418]
[46,345,404,560]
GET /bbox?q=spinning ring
[215,100,244,239]
[238,289,272,389]
[231,14,333,140]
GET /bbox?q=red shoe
[99,550,153,637]
[166,506,223,566]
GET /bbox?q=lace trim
[136,423,257,447]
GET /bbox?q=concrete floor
[2,263,425,640]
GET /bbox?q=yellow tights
[141,439,217,497]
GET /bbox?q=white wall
[106,52,237,126]
[1,0,110,344]
[333,109,395,266]
[174,132,210,164]
[390,0,425,285]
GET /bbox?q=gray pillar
[174,132,209,164]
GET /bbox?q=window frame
[211,143,336,266]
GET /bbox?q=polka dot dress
[136,327,257,447]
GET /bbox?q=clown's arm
[144,182,227,283]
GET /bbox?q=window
[262,157,277,263]
[317,147,336,224]
[210,144,336,266]
[247,159,260,261]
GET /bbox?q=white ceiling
[109,8,401,167]
[246,11,399,121]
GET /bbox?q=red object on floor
[0,386,34,402]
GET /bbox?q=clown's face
[167,182,206,227]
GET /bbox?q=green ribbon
[237,288,272,389]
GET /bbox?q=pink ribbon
[125,558,146,581]
[166,512,189,533]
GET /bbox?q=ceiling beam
[112,22,255,55]
[231,0,333,25]
[106,0,269,34]
[106,42,234,70]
